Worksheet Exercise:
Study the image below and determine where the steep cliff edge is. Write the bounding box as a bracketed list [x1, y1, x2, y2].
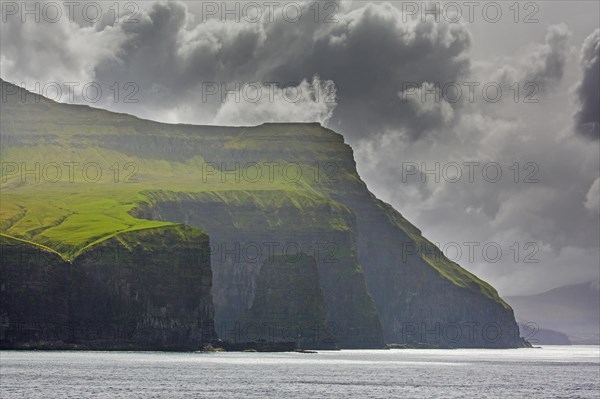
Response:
[325, 180, 522, 347]
[0, 79, 524, 348]
[133, 190, 384, 348]
[0, 226, 215, 350]
[240, 254, 330, 349]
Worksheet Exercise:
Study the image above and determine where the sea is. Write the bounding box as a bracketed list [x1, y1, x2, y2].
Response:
[1, 346, 598, 398]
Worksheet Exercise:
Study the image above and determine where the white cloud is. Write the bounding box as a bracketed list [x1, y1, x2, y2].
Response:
[213, 76, 337, 126]
[0, 11, 126, 90]
[585, 178, 600, 214]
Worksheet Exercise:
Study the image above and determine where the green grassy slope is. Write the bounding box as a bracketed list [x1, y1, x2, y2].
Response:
[0, 78, 507, 309]
[1, 81, 347, 258]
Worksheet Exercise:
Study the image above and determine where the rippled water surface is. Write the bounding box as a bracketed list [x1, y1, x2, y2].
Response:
[1, 346, 598, 398]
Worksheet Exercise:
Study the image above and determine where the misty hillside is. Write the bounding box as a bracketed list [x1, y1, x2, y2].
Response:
[507, 281, 600, 344]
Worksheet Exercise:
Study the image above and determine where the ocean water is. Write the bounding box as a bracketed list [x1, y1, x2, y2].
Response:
[1, 346, 598, 398]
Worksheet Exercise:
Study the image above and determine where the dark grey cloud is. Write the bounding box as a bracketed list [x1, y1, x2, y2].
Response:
[352, 23, 599, 295]
[355, 97, 600, 295]
[574, 29, 600, 139]
[267, 3, 472, 141]
[1, 1, 598, 295]
[59, 1, 468, 139]
[70, 1, 472, 140]
[92, 1, 322, 122]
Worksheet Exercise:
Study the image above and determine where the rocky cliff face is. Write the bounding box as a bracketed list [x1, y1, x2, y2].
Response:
[0, 236, 70, 346]
[134, 191, 384, 348]
[128, 125, 522, 348]
[327, 183, 523, 347]
[0, 80, 525, 348]
[240, 255, 330, 349]
[0, 226, 215, 350]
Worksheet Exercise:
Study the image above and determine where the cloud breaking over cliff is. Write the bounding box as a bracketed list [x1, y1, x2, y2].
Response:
[1, 0, 598, 295]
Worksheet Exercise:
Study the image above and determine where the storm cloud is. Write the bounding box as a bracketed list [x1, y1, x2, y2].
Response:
[574, 29, 600, 139]
[1, 0, 598, 295]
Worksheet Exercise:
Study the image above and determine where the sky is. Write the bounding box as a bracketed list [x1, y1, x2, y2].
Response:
[1, 0, 598, 296]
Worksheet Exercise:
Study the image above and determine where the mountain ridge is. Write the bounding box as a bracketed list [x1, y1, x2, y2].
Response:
[0, 78, 524, 348]
[507, 280, 600, 344]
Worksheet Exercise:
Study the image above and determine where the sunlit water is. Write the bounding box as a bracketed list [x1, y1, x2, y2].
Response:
[1, 346, 598, 398]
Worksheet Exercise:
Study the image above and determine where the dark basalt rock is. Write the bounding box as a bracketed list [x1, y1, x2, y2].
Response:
[0, 80, 527, 349]
[218, 340, 298, 352]
[0, 226, 215, 351]
[135, 196, 385, 349]
[240, 254, 331, 349]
